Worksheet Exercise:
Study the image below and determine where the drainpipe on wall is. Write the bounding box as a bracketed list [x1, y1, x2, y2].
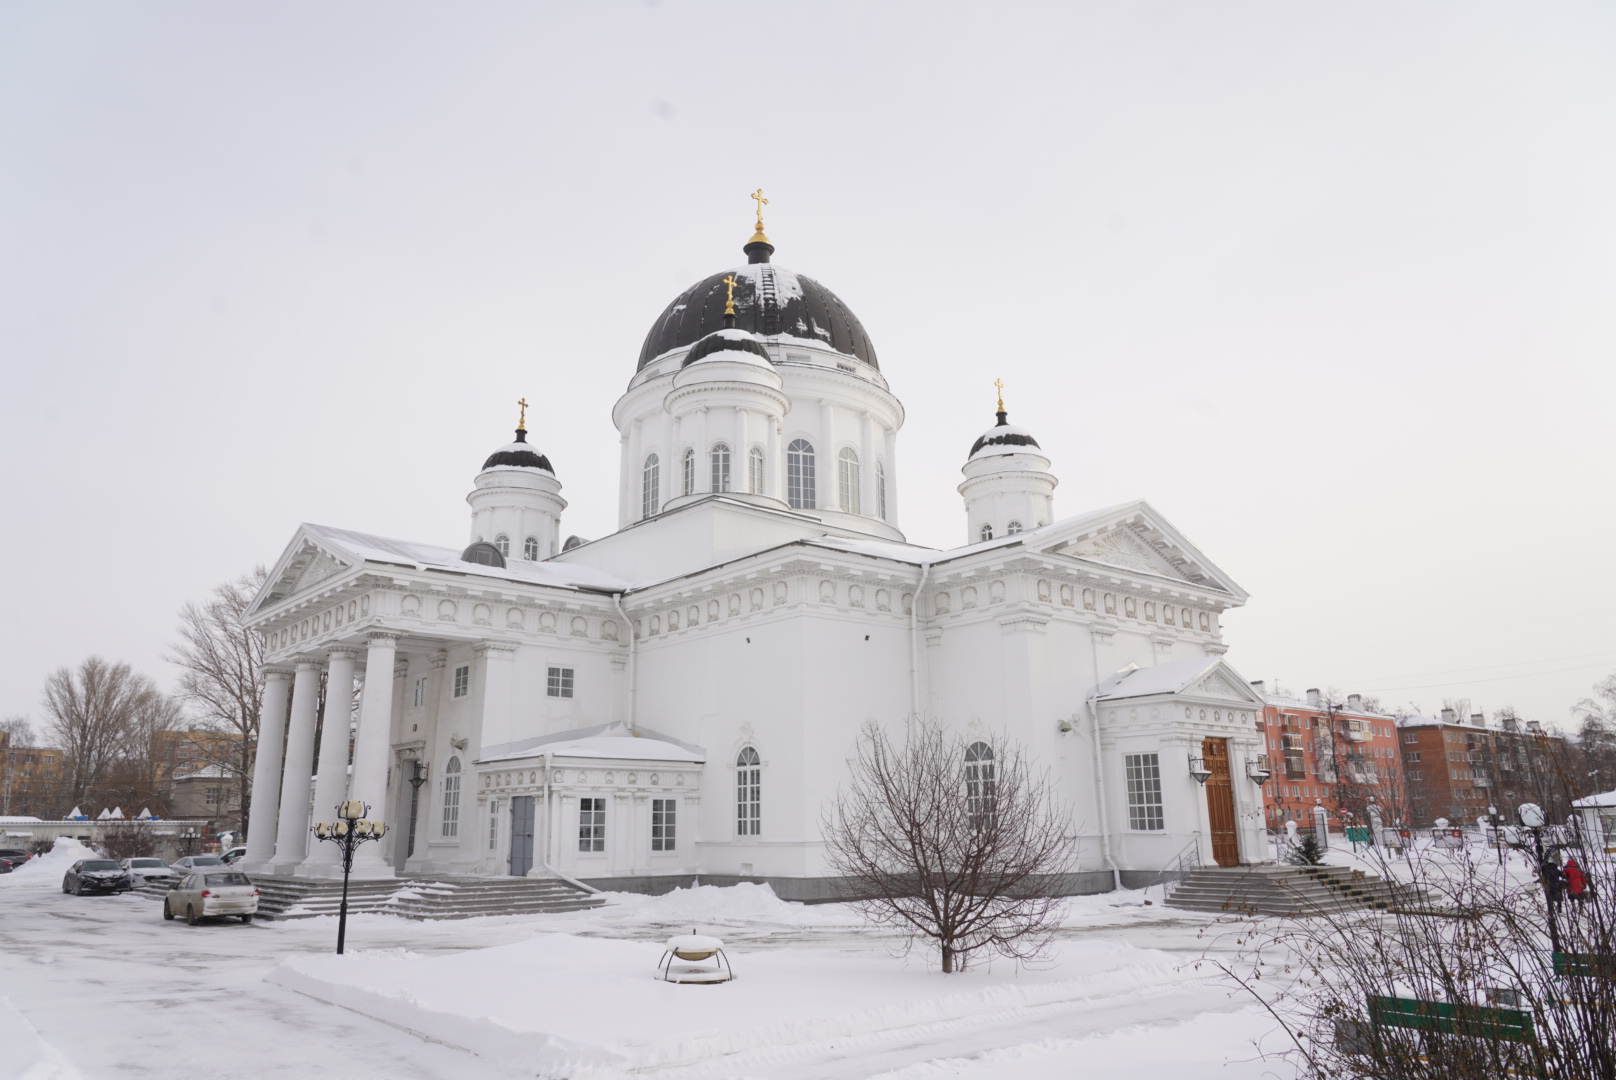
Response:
[909, 561, 932, 725]
[613, 593, 636, 736]
[1088, 629, 1122, 892]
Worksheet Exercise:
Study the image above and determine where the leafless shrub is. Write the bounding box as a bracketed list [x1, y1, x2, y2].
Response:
[822, 719, 1075, 973]
[1212, 835, 1616, 1079]
[96, 822, 156, 862]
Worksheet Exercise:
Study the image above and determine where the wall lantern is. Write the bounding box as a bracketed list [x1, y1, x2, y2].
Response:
[1188, 755, 1212, 785]
[1245, 757, 1272, 785]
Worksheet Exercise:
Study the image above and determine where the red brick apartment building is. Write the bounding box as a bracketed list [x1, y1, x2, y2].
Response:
[1253, 685, 1402, 827]
[1397, 709, 1567, 826]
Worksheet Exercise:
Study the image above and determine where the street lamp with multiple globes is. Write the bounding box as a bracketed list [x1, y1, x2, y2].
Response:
[312, 800, 386, 955]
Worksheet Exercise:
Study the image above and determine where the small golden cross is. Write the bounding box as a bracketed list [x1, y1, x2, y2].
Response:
[517, 397, 529, 429]
[750, 188, 768, 228]
[994, 379, 1005, 412]
[722, 274, 738, 317]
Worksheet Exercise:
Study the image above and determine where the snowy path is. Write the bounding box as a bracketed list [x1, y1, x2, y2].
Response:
[0, 862, 1291, 1080]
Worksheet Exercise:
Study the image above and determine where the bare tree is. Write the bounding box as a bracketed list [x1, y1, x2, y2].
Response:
[1574, 674, 1616, 795]
[822, 719, 1075, 973]
[41, 657, 181, 816]
[0, 716, 34, 745]
[165, 567, 268, 834]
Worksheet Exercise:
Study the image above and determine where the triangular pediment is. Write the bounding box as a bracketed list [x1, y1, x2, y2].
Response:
[1191, 670, 1260, 702]
[1036, 501, 1247, 600]
[248, 529, 357, 615]
[1060, 523, 1189, 579]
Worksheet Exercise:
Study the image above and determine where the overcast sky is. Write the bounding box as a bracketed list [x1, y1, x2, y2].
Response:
[2, 2, 1613, 733]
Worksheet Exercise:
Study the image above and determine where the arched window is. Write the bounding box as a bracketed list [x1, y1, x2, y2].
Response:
[964, 741, 996, 827]
[494, 534, 510, 558]
[523, 536, 539, 561]
[838, 448, 861, 514]
[711, 442, 731, 493]
[980, 523, 993, 542]
[442, 756, 462, 838]
[786, 439, 815, 509]
[876, 460, 887, 521]
[641, 453, 660, 520]
[682, 448, 695, 496]
[747, 447, 764, 494]
[1007, 521, 1023, 536]
[736, 747, 761, 836]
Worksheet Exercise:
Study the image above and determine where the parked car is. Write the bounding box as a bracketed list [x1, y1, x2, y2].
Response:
[170, 855, 226, 874]
[219, 846, 248, 865]
[62, 859, 134, 895]
[163, 871, 260, 924]
[0, 848, 31, 870]
[122, 857, 178, 885]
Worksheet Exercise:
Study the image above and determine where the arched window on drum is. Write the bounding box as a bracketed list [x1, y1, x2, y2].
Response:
[736, 747, 761, 836]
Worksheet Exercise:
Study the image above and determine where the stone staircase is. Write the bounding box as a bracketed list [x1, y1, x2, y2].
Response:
[1165, 864, 1422, 917]
[135, 874, 604, 920]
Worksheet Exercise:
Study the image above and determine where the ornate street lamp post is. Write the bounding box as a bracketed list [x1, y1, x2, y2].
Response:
[1517, 802, 1563, 957]
[312, 800, 386, 955]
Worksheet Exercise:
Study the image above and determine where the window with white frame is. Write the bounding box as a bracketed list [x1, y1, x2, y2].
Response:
[489, 799, 499, 849]
[642, 453, 660, 520]
[442, 756, 462, 837]
[452, 664, 469, 698]
[1123, 753, 1164, 830]
[1007, 521, 1023, 535]
[747, 446, 764, 494]
[547, 666, 574, 698]
[786, 440, 815, 509]
[413, 676, 427, 708]
[964, 741, 996, 827]
[711, 442, 731, 493]
[494, 534, 510, 557]
[980, 523, 993, 542]
[652, 798, 676, 851]
[837, 447, 861, 514]
[736, 747, 761, 836]
[682, 447, 695, 496]
[876, 460, 887, 521]
[578, 797, 605, 852]
[523, 535, 539, 561]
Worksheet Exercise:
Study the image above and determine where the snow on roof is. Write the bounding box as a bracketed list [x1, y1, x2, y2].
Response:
[174, 764, 232, 780]
[1094, 656, 1230, 701]
[1574, 790, 1616, 809]
[479, 723, 705, 765]
[305, 524, 629, 593]
[0, 816, 43, 824]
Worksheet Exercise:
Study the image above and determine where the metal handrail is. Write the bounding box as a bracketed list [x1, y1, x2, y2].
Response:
[1162, 836, 1203, 898]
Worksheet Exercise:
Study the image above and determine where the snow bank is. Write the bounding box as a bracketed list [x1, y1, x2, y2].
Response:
[594, 881, 863, 928]
[0, 838, 97, 890]
[0, 996, 86, 1080]
[268, 932, 1203, 1077]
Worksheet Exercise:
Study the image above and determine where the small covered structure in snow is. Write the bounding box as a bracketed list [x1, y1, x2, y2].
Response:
[1573, 790, 1616, 853]
[658, 934, 733, 984]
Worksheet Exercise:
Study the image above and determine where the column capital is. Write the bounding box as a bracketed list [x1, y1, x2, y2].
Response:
[430, 651, 449, 670]
[294, 657, 325, 672]
[263, 664, 296, 679]
[326, 645, 362, 662]
[474, 640, 519, 658]
[365, 631, 401, 647]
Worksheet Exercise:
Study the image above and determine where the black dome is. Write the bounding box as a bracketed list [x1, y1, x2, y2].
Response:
[683, 328, 773, 367]
[969, 411, 1042, 458]
[638, 262, 879, 371]
[482, 429, 554, 472]
[461, 541, 506, 568]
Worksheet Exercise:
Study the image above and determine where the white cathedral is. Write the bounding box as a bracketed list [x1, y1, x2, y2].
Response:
[240, 208, 1272, 896]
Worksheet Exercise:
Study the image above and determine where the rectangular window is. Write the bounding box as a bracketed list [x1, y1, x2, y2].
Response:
[452, 664, 469, 698]
[547, 666, 574, 699]
[489, 799, 499, 850]
[1405, 751, 1421, 763]
[578, 798, 605, 853]
[205, 787, 220, 806]
[652, 798, 676, 851]
[1123, 753, 1164, 831]
[414, 676, 427, 708]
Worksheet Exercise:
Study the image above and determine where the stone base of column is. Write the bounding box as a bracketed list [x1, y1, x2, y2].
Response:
[238, 857, 276, 877]
[291, 849, 346, 880]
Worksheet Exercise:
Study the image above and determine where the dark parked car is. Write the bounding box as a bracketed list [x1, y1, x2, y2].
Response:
[0, 848, 31, 870]
[62, 859, 134, 895]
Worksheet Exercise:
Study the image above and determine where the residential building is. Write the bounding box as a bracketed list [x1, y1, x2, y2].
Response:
[1398, 709, 1569, 826]
[1253, 685, 1401, 827]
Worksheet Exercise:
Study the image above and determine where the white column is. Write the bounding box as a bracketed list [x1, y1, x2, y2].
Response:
[819, 399, 835, 510]
[347, 632, 400, 879]
[697, 406, 709, 491]
[241, 666, 293, 873]
[297, 646, 359, 878]
[767, 417, 781, 500]
[859, 410, 875, 520]
[623, 422, 639, 526]
[884, 425, 898, 525]
[475, 642, 517, 749]
[271, 660, 322, 875]
[667, 411, 680, 505]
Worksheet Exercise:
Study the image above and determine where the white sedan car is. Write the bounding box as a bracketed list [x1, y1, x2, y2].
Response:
[122, 857, 178, 886]
[169, 855, 227, 875]
[163, 871, 260, 925]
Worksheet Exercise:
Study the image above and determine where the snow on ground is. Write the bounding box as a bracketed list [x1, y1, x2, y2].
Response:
[0, 995, 86, 1080]
[0, 870, 1295, 1080]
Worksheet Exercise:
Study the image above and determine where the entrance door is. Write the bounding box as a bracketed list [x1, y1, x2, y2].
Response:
[509, 795, 535, 877]
[1202, 737, 1240, 867]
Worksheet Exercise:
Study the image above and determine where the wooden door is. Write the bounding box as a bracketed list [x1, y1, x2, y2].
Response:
[1202, 737, 1240, 867]
[508, 796, 535, 877]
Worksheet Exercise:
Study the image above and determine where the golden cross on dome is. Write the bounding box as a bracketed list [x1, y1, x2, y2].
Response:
[748, 188, 770, 243]
[517, 397, 529, 430]
[994, 379, 1005, 412]
[722, 274, 738, 317]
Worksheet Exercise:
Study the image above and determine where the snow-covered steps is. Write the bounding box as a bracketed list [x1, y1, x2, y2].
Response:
[1165, 865, 1422, 917]
[247, 874, 603, 920]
